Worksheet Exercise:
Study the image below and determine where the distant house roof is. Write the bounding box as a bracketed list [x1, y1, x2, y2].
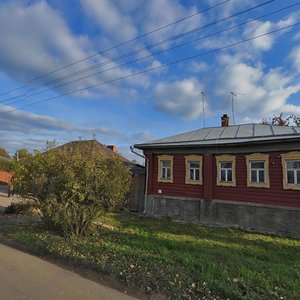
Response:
[0, 171, 12, 184]
[135, 124, 300, 149]
[55, 140, 131, 161]
[55, 140, 144, 174]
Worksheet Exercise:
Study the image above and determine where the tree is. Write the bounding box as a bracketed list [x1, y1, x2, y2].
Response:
[14, 149, 32, 161]
[14, 149, 131, 236]
[0, 147, 10, 159]
[0, 147, 12, 171]
[262, 113, 299, 126]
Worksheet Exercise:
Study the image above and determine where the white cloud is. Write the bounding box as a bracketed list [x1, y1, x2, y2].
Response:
[243, 15, 297, 52]
[0, 1, 147, 101]
[154, 77, 207, 120]
[244, 21, 274, 51]
[289, 44, 300, 71]
[81, 0, 137, 42]
[187, 61, 208, 73]
[142, 0, 202, 46]
[0, 1, 90, 82]
[216, 62, 300, 122]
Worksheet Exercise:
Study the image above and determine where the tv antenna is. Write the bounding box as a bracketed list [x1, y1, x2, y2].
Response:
[201, 91, 206, 128]
[230, 91, 244, 125]
[230, 92, 237, 125]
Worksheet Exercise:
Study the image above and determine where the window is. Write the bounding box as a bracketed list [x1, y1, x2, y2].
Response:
[216, 155, 236, 187]
[245, 153, 270, 188]
[286, 161, 300, 185]
[281, 152, 300, 190]
[220, 162, 233, 182]
[250, 161, 265, 183]
[157, 155, 173, 183]
[185, 155, 203, 185]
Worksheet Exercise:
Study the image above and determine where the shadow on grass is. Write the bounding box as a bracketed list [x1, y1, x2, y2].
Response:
[7, 220, 300, 300]
[104, 213, 300, 252]
[93, 225, 300, 267]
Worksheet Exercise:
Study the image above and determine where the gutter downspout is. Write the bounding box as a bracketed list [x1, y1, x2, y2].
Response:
[130, 146, 149, 215]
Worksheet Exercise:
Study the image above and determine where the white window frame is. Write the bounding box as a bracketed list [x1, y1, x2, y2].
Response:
[220, 161, 233, 182]
[281, 152, 300, 190]
[157, 155, 173, 183]
[286, 161, 300, 185]
[245, 153, 270, 188]
[216, 155, 236, 187]
[185, 155, 203, 185]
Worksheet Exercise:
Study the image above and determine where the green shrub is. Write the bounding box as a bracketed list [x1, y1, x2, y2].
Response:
[13, 150, 131, 236]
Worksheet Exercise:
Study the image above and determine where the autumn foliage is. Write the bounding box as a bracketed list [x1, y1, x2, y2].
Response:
[13, 149, 131, 236]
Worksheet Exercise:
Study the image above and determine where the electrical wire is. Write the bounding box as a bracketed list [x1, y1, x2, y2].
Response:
[0, 0, 232, 97]
[2, 1, 296, 107]
[0, 0, 278, 105]
[1, 20, 298, 116]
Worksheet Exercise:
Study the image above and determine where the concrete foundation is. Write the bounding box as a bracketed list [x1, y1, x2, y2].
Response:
[145, 195, 300, 239]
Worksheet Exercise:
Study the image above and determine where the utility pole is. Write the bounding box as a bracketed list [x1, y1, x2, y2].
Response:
[201, 91, 206, 128]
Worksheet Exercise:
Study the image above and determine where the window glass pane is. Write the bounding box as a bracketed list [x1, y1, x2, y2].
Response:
[161, 168, 166, 179]
[189, 169, 194, 180]
[221, 162, 232, 169]
[221, 169, 226, 181]
[287, 161, 300, 169]
[195, 169, 200, 181]
[258, 170, 265, 183]
[162, 160, 171, 167]
[251, 161, 264, 169]
[287, 170, 294, 184]
[297, 171, 300, 184]
[189, 161, 200, 168]
[227, 170, 232, 182]
[166, 168, 171, 179]
[251, 170, 257, 182]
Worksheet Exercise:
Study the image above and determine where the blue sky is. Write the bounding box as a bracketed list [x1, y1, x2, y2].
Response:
[0, 0, 300, 160]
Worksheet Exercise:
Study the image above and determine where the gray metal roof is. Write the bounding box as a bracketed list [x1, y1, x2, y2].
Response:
[135, 124, 300, 149]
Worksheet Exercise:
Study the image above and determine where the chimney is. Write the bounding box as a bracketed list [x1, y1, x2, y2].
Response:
[107, 145, 117, 152]
[221, 114, 229, 127]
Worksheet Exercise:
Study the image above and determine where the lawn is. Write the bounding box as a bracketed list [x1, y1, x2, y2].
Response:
[4, 213, 300, 300]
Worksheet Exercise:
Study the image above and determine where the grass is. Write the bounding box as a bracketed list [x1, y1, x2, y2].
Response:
[3, 213, 300, 300]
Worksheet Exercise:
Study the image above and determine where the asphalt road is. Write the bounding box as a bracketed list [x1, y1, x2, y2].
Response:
[0, 243, 138, 300]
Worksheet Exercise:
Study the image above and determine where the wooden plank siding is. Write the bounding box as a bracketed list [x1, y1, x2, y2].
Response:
[212, 153, 300, 208]
[147, 151, 300, 208]
[148, 153, 204, 199]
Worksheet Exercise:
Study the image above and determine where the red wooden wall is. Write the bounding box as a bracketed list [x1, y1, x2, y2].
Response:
[146, 152, 300, 208]
[147, 153, 203, 199]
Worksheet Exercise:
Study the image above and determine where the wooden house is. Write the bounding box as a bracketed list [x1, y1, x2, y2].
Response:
[134, 115, 300, 238]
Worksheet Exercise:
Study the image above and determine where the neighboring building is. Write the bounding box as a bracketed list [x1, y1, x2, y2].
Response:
[135, 115, 300, 238]
[55, 140, 145, 212]
[0, 171, 13, 185]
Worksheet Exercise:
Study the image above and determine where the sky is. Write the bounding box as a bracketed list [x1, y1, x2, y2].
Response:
[0, 0, 300, 160]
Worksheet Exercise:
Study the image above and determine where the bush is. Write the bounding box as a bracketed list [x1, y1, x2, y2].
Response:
[13, 150, 131, 236]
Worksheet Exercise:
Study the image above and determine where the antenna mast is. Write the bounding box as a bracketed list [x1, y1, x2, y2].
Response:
[230, 92, 237, 125]
[201, 91, 206, 128]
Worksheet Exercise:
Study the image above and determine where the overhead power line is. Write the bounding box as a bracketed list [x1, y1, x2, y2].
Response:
[1, 20, 299, 117]
[0, 0, 280, 105]
[2, 1, 296, 107]
[0, 0, 232, 97]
